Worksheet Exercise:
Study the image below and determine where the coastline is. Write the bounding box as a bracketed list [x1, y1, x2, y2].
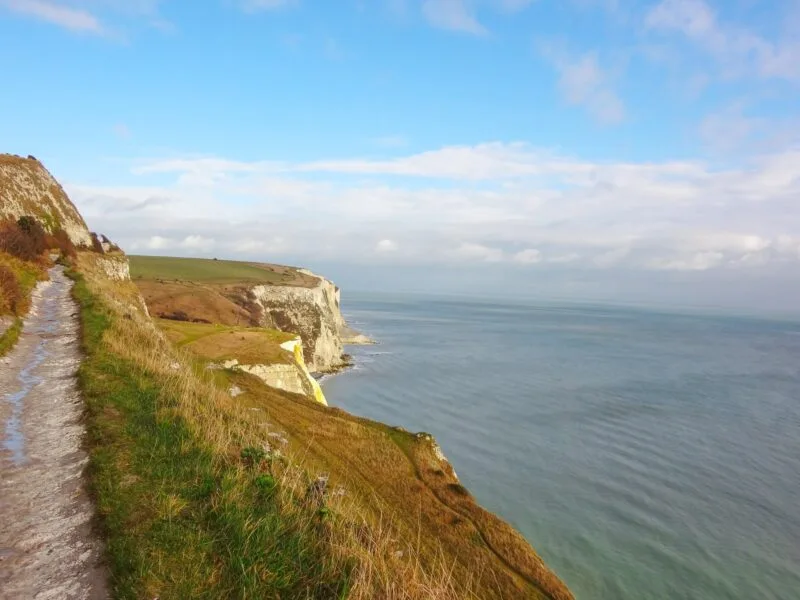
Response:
[315, 334, 377, 385]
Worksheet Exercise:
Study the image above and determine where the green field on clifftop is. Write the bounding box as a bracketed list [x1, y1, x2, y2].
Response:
[129, 255, 313, 286]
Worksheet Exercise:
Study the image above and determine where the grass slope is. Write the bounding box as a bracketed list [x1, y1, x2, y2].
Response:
[72, 252, 479, 600]
[71, 269, 352, 599]
[157, 319, 297, 366]
[74, 251, 573, 600]
[130, 255, 315, 287]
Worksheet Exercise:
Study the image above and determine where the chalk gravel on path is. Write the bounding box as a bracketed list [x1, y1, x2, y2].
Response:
[0, 267, 107, 599]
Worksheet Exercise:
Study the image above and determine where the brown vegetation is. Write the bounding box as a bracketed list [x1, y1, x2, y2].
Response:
[0, 216, 78, 321]
[0, 219, 44, 262]
[0, 264, 23, 314]
[137, 280, 256, 325]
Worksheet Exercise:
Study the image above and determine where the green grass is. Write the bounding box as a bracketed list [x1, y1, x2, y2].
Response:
[70, 271, 352, 599]
[157, 319, 296, 347]
[129, 256, 293, 285]
[156, 319, 297, 365]
[0, 317, 22, 357]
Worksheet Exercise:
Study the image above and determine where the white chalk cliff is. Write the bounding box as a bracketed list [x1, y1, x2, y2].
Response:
[0, 154, 92, 247]
[248, 269, 367, 373]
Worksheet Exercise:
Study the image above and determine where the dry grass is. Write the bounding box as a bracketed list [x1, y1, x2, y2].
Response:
[0, 250, 47, 317]
[156, 319, 297, 366]
[135, 280, 255, 326]
[75, 251, 573, 600]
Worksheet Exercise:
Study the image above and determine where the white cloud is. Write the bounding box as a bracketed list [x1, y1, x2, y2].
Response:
[699, 102, 800, 154]
[145, 235, 170, 250]
[541, 46, 625, 124]
[69, 143, 800, 275]
[512, 248, 542, 264]
[421, 0, 486, 34]
[646, 0, 800, 82]
[592, 246, 630, 268]
[2, 0, 106, 33]
[451, 242, 505, 262]
[181, 235, 216, 251]
[419, 0, 535, 34]
[547, 253, 581, 264]
[0, 0, 174, 35]
[651, 251, 724, 271]
[376, 239, 399, 253]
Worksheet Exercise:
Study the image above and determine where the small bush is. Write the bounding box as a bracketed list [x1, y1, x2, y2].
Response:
[49, 229, 77, 260]
[0, 220, 40, 262]
[17, 216, 47, 250]
[241, 446, 267, 467]
[0, 264, 23, 315]
[254, 474, 277, 495]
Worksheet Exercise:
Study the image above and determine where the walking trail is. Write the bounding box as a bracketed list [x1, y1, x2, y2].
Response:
[0, 266, 107, 599]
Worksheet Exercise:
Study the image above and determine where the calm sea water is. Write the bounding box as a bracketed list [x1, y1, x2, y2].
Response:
[322, 293, 800, 600]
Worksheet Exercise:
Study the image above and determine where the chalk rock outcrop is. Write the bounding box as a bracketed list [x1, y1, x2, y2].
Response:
[222, 337, 327, 405]
[96, 256, 130, 281]
[250, 271, 349, 373]
[0, 154, 92, 247]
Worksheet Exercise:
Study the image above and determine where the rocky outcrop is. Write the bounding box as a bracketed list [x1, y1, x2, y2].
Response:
[220, 337, 327, 405]
[95, 256, 130, 281]
[0, 154, 92, 247]
[249, 270, 350, 373]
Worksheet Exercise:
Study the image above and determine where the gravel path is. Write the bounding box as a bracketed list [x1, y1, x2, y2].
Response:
[0, 266, 108, 599]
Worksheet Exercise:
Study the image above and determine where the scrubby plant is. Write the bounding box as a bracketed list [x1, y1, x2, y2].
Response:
[241, 445, 268, 467]
[0, 216, 73, 263]
[0, 264, 23, 314]
[48, 229, 77, 260]
[0, 220, 41, 262]
[16, 216, 47, 250]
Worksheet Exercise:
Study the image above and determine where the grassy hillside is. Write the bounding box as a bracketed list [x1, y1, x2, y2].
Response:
[74, 251, 574, 600]
[157, 319, 297, 366]
[130, 255, 316, 286]
[130, 256, 322, 328]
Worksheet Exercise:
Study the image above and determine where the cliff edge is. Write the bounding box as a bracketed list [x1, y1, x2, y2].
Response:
[129, 255, 369, 373]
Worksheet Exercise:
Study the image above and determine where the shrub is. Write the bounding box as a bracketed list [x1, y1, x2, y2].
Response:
[0, 220, 40, 262]
[17, 216, 47, 249]
[241, 446, 267, 467]
[254, 474, 277, 495]
[49, 229, 77, 260]
[0, 264, 23, 315]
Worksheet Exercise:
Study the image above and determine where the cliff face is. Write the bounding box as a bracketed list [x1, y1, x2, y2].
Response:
[228, 338, 327, 405]
[249, 270, 349, 373]
[0, 154, 92, 247]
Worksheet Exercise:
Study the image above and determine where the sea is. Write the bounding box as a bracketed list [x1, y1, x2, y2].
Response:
[321, 292, 800, 600]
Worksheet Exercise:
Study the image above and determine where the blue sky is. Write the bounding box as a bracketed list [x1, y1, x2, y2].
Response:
[1, 0, 799, 311]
